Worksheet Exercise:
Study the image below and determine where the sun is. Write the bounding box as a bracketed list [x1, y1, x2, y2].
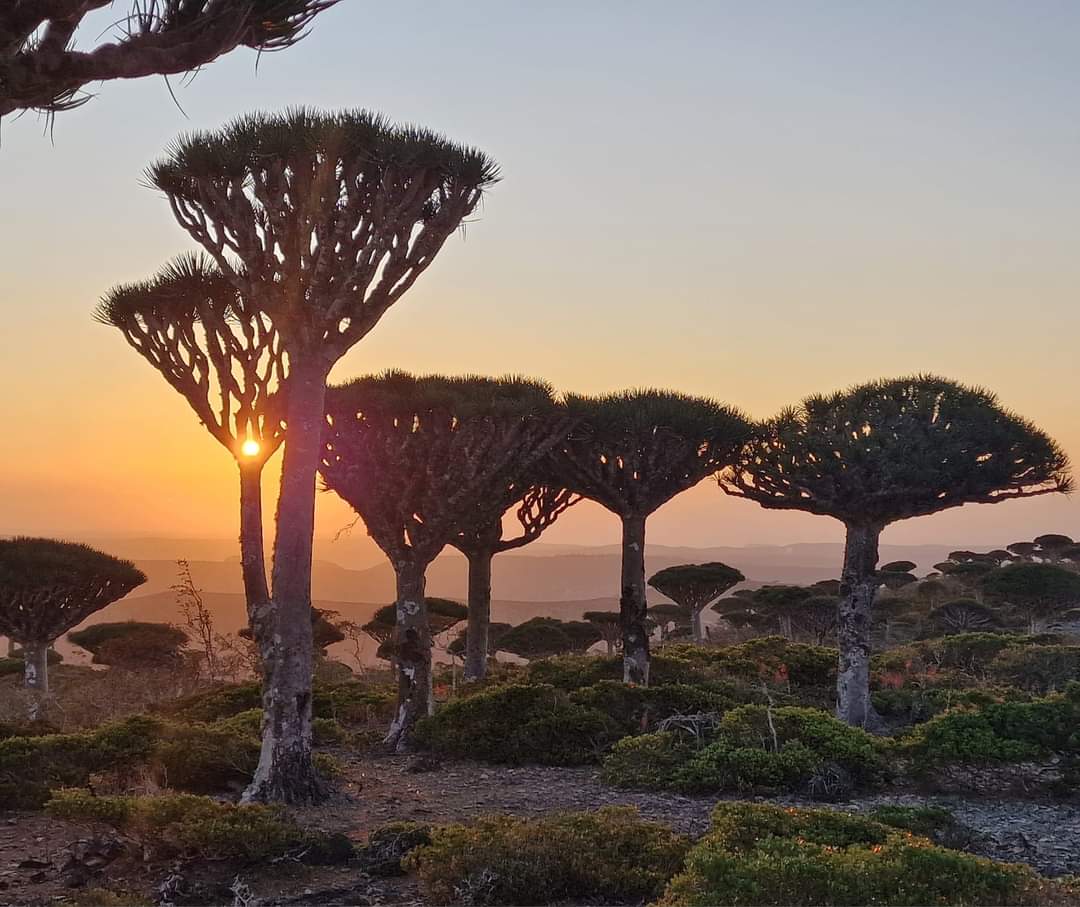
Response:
[240, 439, 261, 458]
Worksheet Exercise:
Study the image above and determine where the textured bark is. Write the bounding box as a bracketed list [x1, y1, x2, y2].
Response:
[691, 606, 705, 645]
[23, 640, 48, 721]
[621, 514, 650, 685]
[238, 460, 273, 673]
[243, 360, 327, 804]
[384, 561, 432, 752]
[463, 549, 493, 682]
[836, 523, 885, 730]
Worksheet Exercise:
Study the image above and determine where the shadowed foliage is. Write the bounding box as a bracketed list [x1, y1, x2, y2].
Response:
[497, 617, 603, 661]
[0, 539, 145, 709]
[69, 622, 188, 668]
[1, 1, 336, 117]
[980, 564, 1080, 633]
[547, 390, 751, 685]
[721, 375, 1071, 729]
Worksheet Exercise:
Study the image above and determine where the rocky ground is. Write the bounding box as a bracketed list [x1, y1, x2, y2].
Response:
[2, 751, 1079, 905]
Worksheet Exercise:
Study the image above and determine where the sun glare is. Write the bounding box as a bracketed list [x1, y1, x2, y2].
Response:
[241, 439, 261, 458]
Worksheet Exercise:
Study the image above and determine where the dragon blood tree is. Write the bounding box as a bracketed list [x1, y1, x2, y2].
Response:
[546, 390, 751, 684]
[321, 373, 565, 749]
[96, 256, 284, 651]
[721, 375, 1071, 729]
[1, 2, 335, 119]
[451, 484, 577, 682]
[648, 563, 745, 644]
[148, 110, 496, 801]
[0, 539, 146, 716]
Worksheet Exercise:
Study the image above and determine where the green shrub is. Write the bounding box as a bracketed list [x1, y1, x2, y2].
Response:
[403, 806, 690, 905]
[312, 716, 347, 746]
[45, 790, 349, 862]
[152, 722, 259, 793]
[868, 805, 973, 849]
[988, 646, 1080, 693]
[657, 802, 1038, 906]
[313, 682, 395, 724]
[524, 654, 624, 689]
[0, 716, 161, 809]
[900, 693, 1080, 771]
[166, 683, 262, 722]
[569, 681, 728, 734]
[414, 684, 620, 765]
[357, 821, 432, 876]
[602, 732, 693, 788]
[872, 686, 1032, 725]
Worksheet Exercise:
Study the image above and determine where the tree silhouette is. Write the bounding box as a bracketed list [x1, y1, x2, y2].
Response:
[148, 110, 496, 801]
[583, 611, 622, 655]
[0, 539, 145, 716]
[447, 622, 512, 661]
[451, 484, 577, 681]
[711, 584, 840, 645]
[721, 375, 1071, 728]
[546, 390, 750, 684]
[363, 599, 468, 663]
[96, 256, 284, 660]
[321, 373, 559, 749]
[979, 564, 1080, 633]
[496, 617, 601, 661]
[1, 1, 334, 117]
[926, 598, 1001, 635]
[648, 563, 744, 643]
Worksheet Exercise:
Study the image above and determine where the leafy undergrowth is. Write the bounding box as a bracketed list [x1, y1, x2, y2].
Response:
[658, 802, 1058, 906]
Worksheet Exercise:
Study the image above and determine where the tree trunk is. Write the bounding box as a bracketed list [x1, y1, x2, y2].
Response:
[238, 459, 271, 679]
[384, 559, 432, 752]
[779, 614, 793, 640]
[620, 513, 650, 685]
[836, 522, 885, 730]
[463, 548, 493, 682]
[691, 606, 705, 645]
[243, 360, 327, 805]
[23, 640, 48, 721]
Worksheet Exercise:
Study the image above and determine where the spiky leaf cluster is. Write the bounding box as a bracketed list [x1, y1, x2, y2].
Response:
[547, 390, 751, 517]
[321, 372, 570, 564]
[1, 1, 336, 117]
[148, 109, 498, 356]
[96, 254, 285, 460]
[0, 538, 146, 644]
[721, 375, 1071, 527]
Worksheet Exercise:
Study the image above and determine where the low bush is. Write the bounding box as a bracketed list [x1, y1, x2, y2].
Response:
[403, 806, 690, 905]
[166, 683, 263, 722]
[603, 706, 886, 797]
[868, 804, 974, 849]
[413, 684, 621, 765]
[45, 790, 351, 862]
[657, 802, 1040, 906]
[568, 681, 728, 734]
[899, 691, 1080, 774]
[313, 681, 395, 725]
[0, 715, 161, 809]
[151, 721, 259, 793]
[872, 686, 1032, 725]
[988, 646, 1080, 693]
[357, 821, 432, 876]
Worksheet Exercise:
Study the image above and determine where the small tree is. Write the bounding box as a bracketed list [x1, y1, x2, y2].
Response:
[546, 390, 750, 684]
[150, 110, 496, 801]
[321, 373, 566, 750]
[448, 622, 512, 661]
[979, 564, 1080, 633]
[68, 621, 187, 669]
[97, 259, 285, 663]
[172, 559, 219, 682]
[0, 539, 145, 716]
[496, 617, 601, 661]
[1, 1, 334, 118]
[926, 598, 1001, 635]
[721, 375, 1070, 728]
[452, 483, 578, 682]
[583, 611, 622, 655]
[647, 563, 744, 644]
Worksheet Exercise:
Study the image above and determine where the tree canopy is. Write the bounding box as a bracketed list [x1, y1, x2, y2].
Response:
[0, 538, 146, 644]
[1, 1, 336, 117]
[979, 564, 1080, 627]
[496, 617, 602, 660]
[648, 563, 745, 610]
[721, 375, 1071, 526]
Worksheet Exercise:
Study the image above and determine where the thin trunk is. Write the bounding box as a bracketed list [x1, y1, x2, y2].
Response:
[239, 459, 271, 679]
[620, 513, 650, 685]
[836, 522, 885, 730]
[384, 560, 432, 752]
[463, 548, 493, 682]
[23, 640, 48, 721]
[691, 605, 705, 644]
[779, 614, 793, 640]
[243, 360, 327, 805]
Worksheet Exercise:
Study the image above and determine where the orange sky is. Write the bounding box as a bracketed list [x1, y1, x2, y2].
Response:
[1, 3, 1077, 555]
